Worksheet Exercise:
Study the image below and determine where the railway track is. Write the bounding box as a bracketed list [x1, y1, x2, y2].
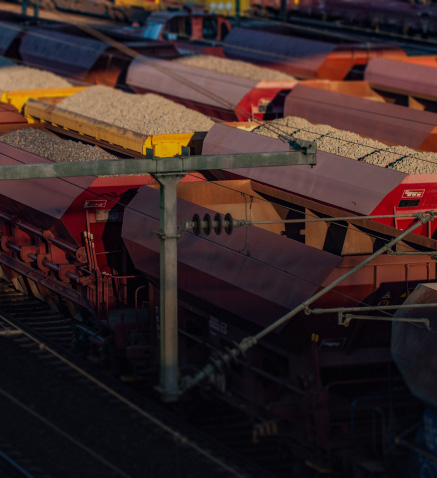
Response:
[0, 280, 303, 478]
[0, 439, 50, 478]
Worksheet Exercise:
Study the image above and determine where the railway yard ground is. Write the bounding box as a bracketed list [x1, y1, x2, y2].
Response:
[0, 282, 271, 478]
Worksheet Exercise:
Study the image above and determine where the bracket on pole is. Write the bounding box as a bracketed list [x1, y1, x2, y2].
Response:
[338, 312, 431, 331]
[279, 135, 317, 155]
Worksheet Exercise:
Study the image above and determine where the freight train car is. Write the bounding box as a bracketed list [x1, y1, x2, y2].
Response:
[2, 48, 437, 474]
[0, 115, 436, 474]
[249, 0, 437, 36]
[21, 0, 205, 22]
[14, 0, 437, 39]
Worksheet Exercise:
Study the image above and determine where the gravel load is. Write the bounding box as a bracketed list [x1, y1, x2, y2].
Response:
[58, 85, 215, 134]
[0, 128, 118, 162]
[254, 116, 437, 174]
[0, 65, 71, 90]
[175, 55, 296, 81]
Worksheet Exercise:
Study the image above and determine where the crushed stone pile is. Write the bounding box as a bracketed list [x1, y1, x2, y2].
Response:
[58, 85, 215, 134]
[254, 116, 437, 175]
[175, 55, 296, 82]
[0, 128, 118, 162]
[0, 65, 71, 90]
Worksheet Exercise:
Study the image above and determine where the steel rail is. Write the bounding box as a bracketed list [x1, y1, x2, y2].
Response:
[0, 448, 37, 478]
[181, 211, 435, 391]
[0, 311, 248, 478]
[0, 386, 134, 478]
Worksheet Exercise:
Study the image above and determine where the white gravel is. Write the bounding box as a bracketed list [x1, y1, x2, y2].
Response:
[0, 128, 118, 162]
[175, 55, 296, 82]
[57, 85, 215, 134]
[0, 65, 71, 90]
[254, 116, 437, 174]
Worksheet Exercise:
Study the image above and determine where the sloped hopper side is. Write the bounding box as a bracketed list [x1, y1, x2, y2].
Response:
[0, 142, 95, 244]
[392, 283, 437, 408]
[122, 181, 341, 330]
[284, 84, 437, 149]
[20, 29, 108, 79]
[365, 57, 437, 101]
[202, 123, 407, 216]
[126, 57, 256, 121]
[223, 27, 335, 79]
[0, 21, 22, 56]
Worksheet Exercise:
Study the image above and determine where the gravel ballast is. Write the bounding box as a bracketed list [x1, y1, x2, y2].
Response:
[58, 85, 215, 134]
[175, 55, 296, 81]
[254, 116, 437, 174]
[0, 65, 71, 90]
[0, 128, 118, 162]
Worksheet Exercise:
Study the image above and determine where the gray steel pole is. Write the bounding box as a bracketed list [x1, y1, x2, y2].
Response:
[155, 173, 185, 402]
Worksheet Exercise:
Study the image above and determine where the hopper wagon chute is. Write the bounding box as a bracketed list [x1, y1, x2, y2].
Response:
[1, 23, 178, 87]
[0, 102, 27, 126]
[0, 130, 205, 368]
[222, 27, 406, 80]
[0, 19, 23, 58]
[365, 57, 437, 113]
[283, 84, 437, 152]
[203, 123, 437, 239]
[126, 57, 296, 121]
[121, 175, 437, 469]
[0, 120, 435, 471]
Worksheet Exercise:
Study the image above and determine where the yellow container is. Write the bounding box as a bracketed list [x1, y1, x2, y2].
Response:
[0, 87, 89, 114]
[24, 99, 207, 157]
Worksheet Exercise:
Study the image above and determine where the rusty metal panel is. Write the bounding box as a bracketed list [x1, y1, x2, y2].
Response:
[284, 84, 437, 149]
[0, 21, 21, 55]
[122, 184, 341, 329]
[0, 102, 26, 124]
[126, 58, 256, 110]
[20, 29, 108, 78]
[202, 124, 406, 215]
[365, 57, 437, 100]
[0, 110, 26, 124]
[223, 27, 336, 78]
[201, 123, 289, 155]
